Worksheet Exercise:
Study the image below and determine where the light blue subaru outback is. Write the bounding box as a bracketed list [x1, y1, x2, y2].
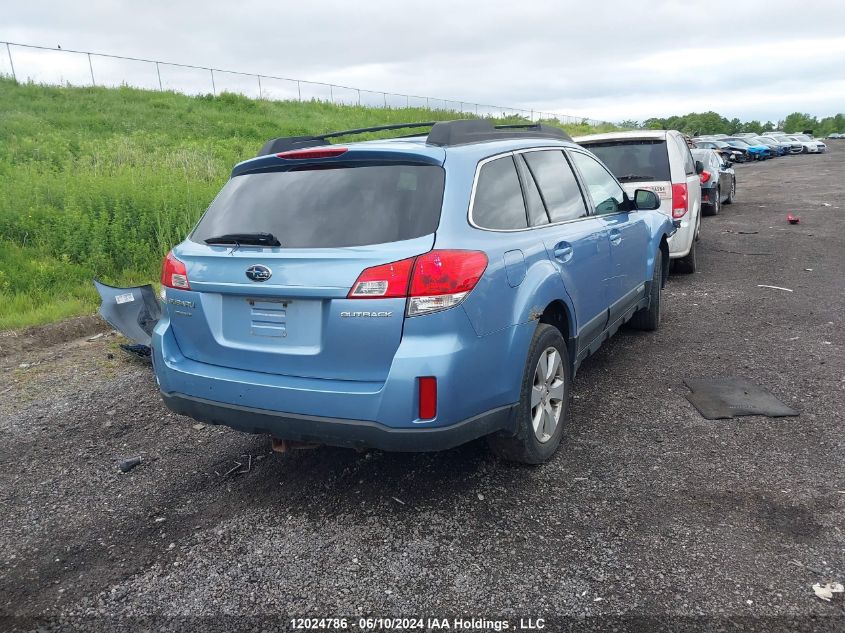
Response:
[97, 120, 674, 463]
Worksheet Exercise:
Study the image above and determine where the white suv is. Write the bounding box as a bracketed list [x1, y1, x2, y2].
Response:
[574, 130, 703, 273]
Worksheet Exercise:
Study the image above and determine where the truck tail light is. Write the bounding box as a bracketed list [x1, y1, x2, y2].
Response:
[161, 251, 190, 290]
[671, 183, 689, 219]
[700, 170, 711, 183]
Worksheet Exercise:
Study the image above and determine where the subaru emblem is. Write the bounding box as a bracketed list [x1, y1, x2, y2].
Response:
[245, 264, 272, 282]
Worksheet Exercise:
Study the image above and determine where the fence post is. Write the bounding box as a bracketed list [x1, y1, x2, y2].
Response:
[257, 75, 262, 99]
[155, 62, 162, 90]
[297, 81, 301, 101]
[87, 53, 95, 86]
[383, 92, 387, 107]
[6, 43, 15, 82]
[406, 94, 409, 108]
[210, 69, 216, 95]
[329, 84, 333, 103]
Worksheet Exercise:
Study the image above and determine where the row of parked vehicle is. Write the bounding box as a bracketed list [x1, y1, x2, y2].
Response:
[97, 121, 735, 463]
[693, 132, 827, 161]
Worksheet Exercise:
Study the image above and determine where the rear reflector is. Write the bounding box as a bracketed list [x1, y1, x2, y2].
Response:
[276, 147, 348, 160]
[161, 251, 190, 290]
[671, 183, 689, 219]
[700, 170, 711, 183]
[418, 377, 437, 420]
[348, 250, 488, 317]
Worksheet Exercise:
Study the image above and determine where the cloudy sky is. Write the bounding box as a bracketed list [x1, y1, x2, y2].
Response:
[2, 0, 844, 123]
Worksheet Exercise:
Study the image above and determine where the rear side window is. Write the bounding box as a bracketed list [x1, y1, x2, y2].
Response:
[580, 140, 671, 183]
[472, 156, 528, 230]
[522, 150, 587, 223]
[191, 164, 445, 248]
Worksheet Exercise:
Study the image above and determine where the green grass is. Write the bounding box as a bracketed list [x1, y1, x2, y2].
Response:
[0, 78, 618, 330]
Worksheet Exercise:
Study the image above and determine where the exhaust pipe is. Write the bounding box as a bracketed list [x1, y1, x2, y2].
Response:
[271, 438, 321, 453]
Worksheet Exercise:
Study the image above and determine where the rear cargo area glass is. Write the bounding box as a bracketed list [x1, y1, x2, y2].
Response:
[581, 141, 671, 182]
[192, 164, 445, 248]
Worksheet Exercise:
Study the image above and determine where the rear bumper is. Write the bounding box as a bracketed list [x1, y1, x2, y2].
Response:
[161, 392, 517, 451]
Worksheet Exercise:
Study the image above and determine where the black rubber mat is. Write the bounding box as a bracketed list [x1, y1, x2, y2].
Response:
[684, 377, 799, 420]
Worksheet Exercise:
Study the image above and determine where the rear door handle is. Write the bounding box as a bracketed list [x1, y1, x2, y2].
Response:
[553, 242, 573, 263]
[609, 229, 622, 245]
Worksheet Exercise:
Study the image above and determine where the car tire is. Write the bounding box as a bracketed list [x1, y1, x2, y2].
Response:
[702, 187, 720, 216]
[674, 238, 697, 274]
[630, 249, 662, 331]
[487, 324, 570, 465]
[725, 177, 736, 204]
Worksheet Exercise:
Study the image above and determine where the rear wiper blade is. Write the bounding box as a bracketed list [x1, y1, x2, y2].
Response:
[616, 174, 655, 182]
[204, 232, 281, 247]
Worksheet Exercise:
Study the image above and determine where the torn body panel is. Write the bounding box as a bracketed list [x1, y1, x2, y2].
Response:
[93, 279, 161, 346]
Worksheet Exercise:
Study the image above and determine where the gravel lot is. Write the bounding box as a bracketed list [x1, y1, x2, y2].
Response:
[1, 146, 843, 632]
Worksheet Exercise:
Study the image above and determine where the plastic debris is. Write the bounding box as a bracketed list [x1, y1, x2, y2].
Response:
[757, 285, 793, 292]
[118, 456, 142, 473]
[812, 582, 844, 602]
[87, 333, 104, 342]
[192, 423, 206, 431]
[120, 343, 152, 358]
[787, 214, 800, 224]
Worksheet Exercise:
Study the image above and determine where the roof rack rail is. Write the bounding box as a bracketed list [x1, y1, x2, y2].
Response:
[427, 120, 572, 146]
[257, 122, 438, 156]
[257, 119, 572, 156]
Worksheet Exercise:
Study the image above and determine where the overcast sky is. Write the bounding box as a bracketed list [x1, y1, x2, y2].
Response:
[2, 0, 844, 123]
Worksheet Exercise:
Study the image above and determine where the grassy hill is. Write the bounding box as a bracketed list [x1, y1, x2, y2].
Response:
[0, 78, 617, 329]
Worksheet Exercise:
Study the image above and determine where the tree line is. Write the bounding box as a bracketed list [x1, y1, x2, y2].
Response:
[618, 111, 845, 136]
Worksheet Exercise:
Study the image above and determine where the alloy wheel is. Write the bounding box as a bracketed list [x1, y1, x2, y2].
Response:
[530, 347, 566, 443]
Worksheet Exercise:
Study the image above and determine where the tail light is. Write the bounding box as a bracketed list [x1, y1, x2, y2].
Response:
[347, 257, 414, 298]
[700, 170, 711, 183]
[418, 376, 437, 419]
[276, 147, 348, 159]
[671, 183, 689, 219]
[161, 251, 190, 290]
[347, 250, 488, 316]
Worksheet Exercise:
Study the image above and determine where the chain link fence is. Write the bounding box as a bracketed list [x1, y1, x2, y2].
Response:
[1, 41, 607, 126]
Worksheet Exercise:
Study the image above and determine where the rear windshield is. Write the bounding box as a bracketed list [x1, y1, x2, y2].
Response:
[191, 164, 445, 248]
[579, 140, 670, 182]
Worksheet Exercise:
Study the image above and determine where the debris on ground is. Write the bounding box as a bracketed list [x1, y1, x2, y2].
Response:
[787, 214, 800, 224]
[391, 497, 406, 505]
[684, 377, 799, 419]
[118, 456, 142, 473]
[86, 333, 104, 342]
[192, 423, 206, 431]
[119, 343, 152, 358]
[757, 284, 793, 292]
[812, 582, 844, 602]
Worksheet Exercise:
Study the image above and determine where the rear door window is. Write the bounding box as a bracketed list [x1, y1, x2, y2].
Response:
[522, 150, 588, 223]
[569, 151, 626, 215]
[192, 164, 445, 248]
[580, 140, 671, 183]
[472, 156, 528, 230]
[675, 136, 696, 175]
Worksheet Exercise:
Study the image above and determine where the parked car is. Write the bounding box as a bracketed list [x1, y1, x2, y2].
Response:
[826, 132, 843, 139]
[761, 135, 804, 154]
[786, 134, 826, 153]
[574, 130, 702, 273]
[721, 137, 772, 160]
[750, 136, 788, 156]
[694, 140, 747, 162]
[691, 148, 735, 215]
[95, 120, 675, 464]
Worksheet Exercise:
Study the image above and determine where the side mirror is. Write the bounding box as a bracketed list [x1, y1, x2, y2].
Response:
[695, 160, 705, 175]
[633, 189, 661, 211]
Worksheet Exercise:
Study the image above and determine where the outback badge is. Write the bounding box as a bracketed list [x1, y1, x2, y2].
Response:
[245, 264, 272, 282]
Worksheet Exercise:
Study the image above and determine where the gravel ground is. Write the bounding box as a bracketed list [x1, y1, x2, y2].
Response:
[1, 146, 844, 632]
